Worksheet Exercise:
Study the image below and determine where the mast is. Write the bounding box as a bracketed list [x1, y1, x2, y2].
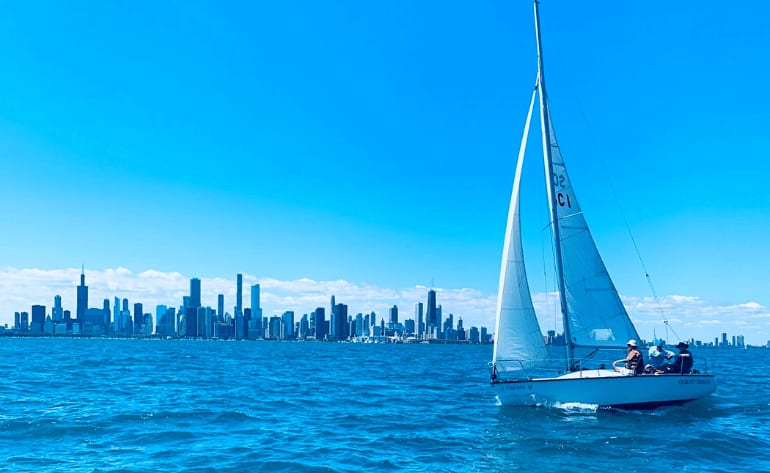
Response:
[533, 0, 574, 369]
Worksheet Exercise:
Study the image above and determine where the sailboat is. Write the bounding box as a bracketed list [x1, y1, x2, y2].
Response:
[489, 1, 716, 409]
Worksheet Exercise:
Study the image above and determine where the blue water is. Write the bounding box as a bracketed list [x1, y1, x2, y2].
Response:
[1, 339, 768, 472]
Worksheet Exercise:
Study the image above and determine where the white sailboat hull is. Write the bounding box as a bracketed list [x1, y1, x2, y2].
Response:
[492, 371, 717, 409]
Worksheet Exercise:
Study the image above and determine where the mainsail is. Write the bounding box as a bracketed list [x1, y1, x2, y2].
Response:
[492, 84, 548, 373]
[544, 108, 640, 348]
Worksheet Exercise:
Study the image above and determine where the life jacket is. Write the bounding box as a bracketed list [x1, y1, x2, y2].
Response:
[626, 349, 644, 374]
[679, 349, 693, 374]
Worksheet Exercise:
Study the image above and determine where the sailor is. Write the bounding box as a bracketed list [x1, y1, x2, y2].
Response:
[621, 339, 644, 374]
[662, 342, 693, 374]
[645, 339, 675, 373]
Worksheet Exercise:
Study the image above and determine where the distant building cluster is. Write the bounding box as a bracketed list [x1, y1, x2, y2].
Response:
[643, 333, 749, 349]
[543, 329, 753, 348]
[4, 269, 493, 344]
[713, 332, 746, 349]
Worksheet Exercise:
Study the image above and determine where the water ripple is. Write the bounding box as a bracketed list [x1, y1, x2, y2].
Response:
[0, 339, 768, 472]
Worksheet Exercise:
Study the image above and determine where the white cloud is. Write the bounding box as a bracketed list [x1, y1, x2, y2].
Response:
[620, 294, 770, 345]
[737, 301, 763, 310]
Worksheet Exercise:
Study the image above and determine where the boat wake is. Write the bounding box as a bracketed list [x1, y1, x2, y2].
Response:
[495, 396, 600, 415]
[551, 401, 600, 414]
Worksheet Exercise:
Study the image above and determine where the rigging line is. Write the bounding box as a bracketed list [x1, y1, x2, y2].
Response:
[540, 216, 560, 335]
[522, 75, 557, 337]
[535, 136, 557, 334]
[528, 78, 561, 338]
[664, 319, 682, 344]
[540, 220, 552, 332]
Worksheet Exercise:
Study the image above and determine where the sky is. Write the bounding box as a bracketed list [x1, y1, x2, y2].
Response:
[1, 1, 769, 344]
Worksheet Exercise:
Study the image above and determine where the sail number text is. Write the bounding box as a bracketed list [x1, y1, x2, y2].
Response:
[552, 173, 572, 208]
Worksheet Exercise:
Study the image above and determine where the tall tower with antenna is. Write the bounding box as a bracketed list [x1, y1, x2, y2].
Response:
[76, 265, 88, 324]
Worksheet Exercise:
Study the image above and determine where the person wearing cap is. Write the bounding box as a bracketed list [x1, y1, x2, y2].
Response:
[661, 342, 694, 374]
[618, 339, 644, 374]
[645, 339, 675, 373]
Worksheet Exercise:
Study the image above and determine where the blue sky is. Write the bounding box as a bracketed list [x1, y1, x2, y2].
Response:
[1, 1, 769, 344]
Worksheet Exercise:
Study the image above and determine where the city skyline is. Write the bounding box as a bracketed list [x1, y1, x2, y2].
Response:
[0, 266, 763, 346]
[2, 2, 769, 343]
[7, 268, 489, 342]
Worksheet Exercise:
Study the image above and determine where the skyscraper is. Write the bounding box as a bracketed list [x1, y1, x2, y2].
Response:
[134, 302, 143, 333]
[389, 305, 399, 324]
[52, 295, 63, 322]
[250, 284, 261, 318]
[103, 298, 111, 328]
[76, 267, 88, 323]
[156, 305, 168, 336]
[190, 278, 201, 309]
[443, 312, 453, 334]
[330, 301, 338, 339]
[331, 303, 348, 340]
[167, 307, 177, 336]
[370, 311, 376, 337]
[426, 289, 437, 327]
[281, 311, 295, 340]
[31, 304, 46, 334]
[299, 314, 309, 339]
[113, 297, 120, 330]
[236, 274, 243, 317]
[415, 302, 424, 339]
[250, 284, 262, 338]
[355, 313, 364, 338]
[185, 306, 198, 338]
[20, 312, 29, 332]
[314, 307, 326, 340]
[217, 294, 224, 319]
[268, 315, 282, 339]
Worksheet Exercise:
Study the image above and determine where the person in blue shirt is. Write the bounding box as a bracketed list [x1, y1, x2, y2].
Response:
[645, 339, 675, 373]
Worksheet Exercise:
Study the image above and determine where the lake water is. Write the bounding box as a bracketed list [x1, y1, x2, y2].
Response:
[1, 338, 768, 472]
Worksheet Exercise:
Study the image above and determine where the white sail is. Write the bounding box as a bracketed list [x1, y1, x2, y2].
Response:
[492, 85, 548, 374]
[544, 108, 640, 348]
